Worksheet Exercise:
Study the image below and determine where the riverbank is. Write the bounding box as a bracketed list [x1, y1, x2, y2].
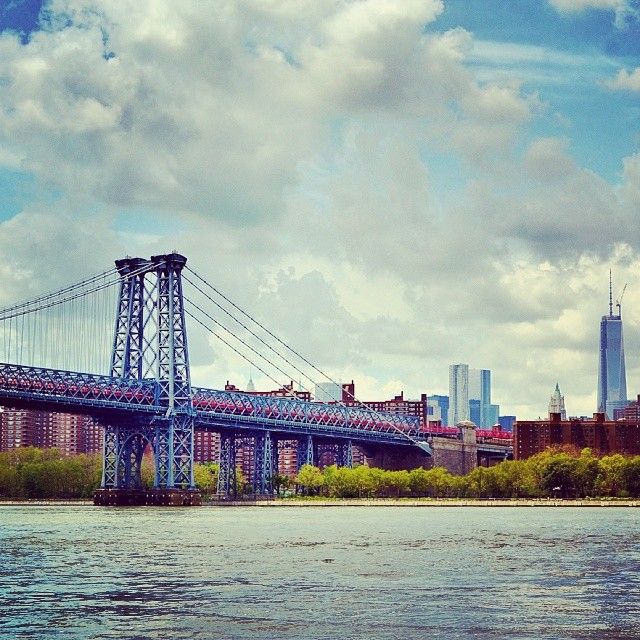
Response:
[2, 498, 639, 507]
[208, 498, 640, 507]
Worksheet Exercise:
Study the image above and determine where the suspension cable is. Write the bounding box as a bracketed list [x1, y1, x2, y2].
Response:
[0, 267, 117, 316]
[186, 308, 289, 394]
[185, 266, 361, 403]
[185, 266, 428, 448]
[184, 295, 317, 400]
[184, 273, 322, 396]
[0, 261, 157, 322]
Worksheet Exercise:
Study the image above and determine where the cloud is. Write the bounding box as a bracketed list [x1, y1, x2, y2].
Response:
[0, 0, 536, 221]
[548, 0, 622, 11]
[547, 0, 640, 28]
[0, 0, 638, 420]
[605, 66, 640, 90]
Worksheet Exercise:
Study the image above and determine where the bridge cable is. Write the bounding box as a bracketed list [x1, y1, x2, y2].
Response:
[185, 308, 291, 395]
[185, 268, 427, 449]
[183, 274, 324, 396]
[185, 266, 367, 404]
[0, 267, 117, 317]
[186, 300, 423, 445]
[0, 261, 154, 322]
[184, 296, 318, 401]
[0, 261, 158, 373]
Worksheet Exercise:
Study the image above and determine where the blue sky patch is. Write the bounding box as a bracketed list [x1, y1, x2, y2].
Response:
[0, 0, 45, 43]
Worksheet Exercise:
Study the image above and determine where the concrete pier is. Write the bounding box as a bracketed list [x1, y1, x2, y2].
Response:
[93, 489, 202, 506]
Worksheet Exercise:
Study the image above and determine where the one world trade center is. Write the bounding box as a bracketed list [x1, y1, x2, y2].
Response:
[597, 273, 628, 418]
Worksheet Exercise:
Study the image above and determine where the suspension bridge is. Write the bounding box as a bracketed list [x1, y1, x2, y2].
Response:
[0, 253, 437, 505]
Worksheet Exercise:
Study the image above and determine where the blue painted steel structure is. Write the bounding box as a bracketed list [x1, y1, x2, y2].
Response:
[0, 252, 435, 501]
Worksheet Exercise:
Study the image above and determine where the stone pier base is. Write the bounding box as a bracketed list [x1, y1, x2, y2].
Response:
[93, 489, 202, 506]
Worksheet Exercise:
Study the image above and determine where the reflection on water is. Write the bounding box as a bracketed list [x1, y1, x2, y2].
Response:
[1, 506, 639, 639]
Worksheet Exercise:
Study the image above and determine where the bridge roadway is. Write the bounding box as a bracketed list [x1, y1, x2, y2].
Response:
[0, 363, 427, 448]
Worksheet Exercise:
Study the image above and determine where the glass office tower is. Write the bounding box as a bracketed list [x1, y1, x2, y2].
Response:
[597, 282, 627, 418]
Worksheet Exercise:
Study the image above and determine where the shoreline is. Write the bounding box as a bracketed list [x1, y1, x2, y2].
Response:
[1, 498, 639, 507]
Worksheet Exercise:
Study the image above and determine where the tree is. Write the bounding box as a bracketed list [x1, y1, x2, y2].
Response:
[382, 470, 410, 498]
[573, 449, 600, 498]
[271, 473, 291, 496]
[194, 463, 218, 495]
[540, 457, 577, 498]
[622, 457, 640, 497]
[408, 467, 431, 497]
[596, 454, 626, 497]
[295, 464, 325, 495]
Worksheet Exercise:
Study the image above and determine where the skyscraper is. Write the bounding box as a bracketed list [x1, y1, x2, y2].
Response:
[429, 395, 450, 425]
[448, 363, 470, 425]
[597, 273, 628, 419]
[548, 383, 567, 420]
[469, 368, 492, 427]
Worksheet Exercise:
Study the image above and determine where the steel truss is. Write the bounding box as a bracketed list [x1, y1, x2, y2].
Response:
[101, 424, 153, 490]
[253, 431, 275, 495]
[0, 361, 433, 449]
[217, 433, 237, 496]
[297, 434, 315, 470]
[336, 439, 353, 468]
[102, 253, 195, 492]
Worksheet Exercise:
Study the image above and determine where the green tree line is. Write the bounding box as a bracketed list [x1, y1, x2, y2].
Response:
[0, 448, 102, 499]
[0, 449, 239, 499]
[2, 446, 640, 500]
[294, 448, 640, 499]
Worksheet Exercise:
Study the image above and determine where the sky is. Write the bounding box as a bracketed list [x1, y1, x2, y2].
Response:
[0, 0, 639, 419]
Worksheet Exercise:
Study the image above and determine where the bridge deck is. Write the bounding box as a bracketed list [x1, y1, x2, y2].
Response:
[0, 363, 426, 447]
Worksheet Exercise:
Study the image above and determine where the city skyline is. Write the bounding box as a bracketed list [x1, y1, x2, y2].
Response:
[0, 1, 639, 419]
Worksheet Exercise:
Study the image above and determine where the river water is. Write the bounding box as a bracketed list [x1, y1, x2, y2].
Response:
[0, 505, 639, 639]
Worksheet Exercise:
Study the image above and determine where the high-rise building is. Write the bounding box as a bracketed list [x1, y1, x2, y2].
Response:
[597, 274, 628, 418]
[469, 399, 481, 426]
[315, 382, 343, 403]
[448, 364, 470, 425]
[427, 395, 449, 425]
[486, 404, 500, 427]
[0, 408, 102, 455]
[548, 383, 567, 420]
[498, 415, 516, 432]
[469, 369, 494, 427]
[193, 430, 220, 463]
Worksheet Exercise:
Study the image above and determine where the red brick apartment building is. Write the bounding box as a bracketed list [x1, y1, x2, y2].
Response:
[0, 408, 102, 455]
[514, 409, 640, 460]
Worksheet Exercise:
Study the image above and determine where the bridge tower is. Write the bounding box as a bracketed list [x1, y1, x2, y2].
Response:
[94, 253, 200, 506]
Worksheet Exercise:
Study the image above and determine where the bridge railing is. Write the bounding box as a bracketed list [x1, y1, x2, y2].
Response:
[476, 428, 513, 441]
[192, 388, 421, 436]
[0, 363, 155, 407]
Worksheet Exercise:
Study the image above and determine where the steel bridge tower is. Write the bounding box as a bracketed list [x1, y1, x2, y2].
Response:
[94, 253, 200, 506]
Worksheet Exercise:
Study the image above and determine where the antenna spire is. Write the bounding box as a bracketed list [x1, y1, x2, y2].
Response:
[609, 269, 613, 317]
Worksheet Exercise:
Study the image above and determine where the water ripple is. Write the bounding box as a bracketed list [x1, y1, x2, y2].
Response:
[1, 505, 639, 639]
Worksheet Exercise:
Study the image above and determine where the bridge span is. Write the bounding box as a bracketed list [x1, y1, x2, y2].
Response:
[0, 253, 471, 505]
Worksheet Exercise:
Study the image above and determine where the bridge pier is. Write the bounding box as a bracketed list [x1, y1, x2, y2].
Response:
[296, 434, 315, 469]
[253, 431, 275, 495]
[336, 439, 353, 468]
[94, 253, 201, 507]
[94, 417, 201, 506]
[94, 488, 201, 506]
[217, 433, 237, 497]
